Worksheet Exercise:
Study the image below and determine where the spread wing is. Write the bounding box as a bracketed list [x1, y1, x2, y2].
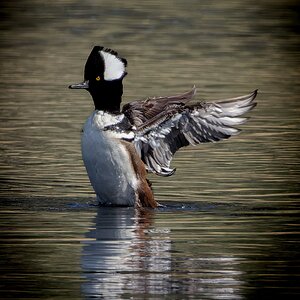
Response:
[132, 90, 257, 176]
[122, 86, 196, 127]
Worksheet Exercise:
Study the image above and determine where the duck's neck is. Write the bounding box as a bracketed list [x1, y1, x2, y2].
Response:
[92, 94, 122, 112]
[91, 82, 123, 113]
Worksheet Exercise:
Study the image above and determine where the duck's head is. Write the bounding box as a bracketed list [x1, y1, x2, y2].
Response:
[69, 46, 127, 112]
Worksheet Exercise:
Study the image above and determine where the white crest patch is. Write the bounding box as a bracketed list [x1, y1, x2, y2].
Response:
[100, 50, 126, 81]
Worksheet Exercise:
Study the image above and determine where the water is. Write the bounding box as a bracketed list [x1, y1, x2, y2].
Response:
[0, 0, 299, 298]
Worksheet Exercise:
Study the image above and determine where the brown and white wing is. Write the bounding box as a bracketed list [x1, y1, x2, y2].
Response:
[122, 86, 196, 127]
[133, 90, 257, 176]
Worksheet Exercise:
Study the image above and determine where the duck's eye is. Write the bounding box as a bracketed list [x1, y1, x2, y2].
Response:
[95, 76, 101, 81]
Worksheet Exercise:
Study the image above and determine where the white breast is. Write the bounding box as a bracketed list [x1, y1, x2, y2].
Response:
[81, 111, 138, 206]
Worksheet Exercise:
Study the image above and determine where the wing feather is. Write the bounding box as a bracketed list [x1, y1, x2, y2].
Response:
[133, 90, 257, 176]
[123, 86, 196, 127]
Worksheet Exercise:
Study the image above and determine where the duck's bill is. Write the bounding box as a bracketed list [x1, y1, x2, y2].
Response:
[68, 80, 89, 89]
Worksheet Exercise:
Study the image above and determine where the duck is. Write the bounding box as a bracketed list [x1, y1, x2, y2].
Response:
[69, 46, 257, 209]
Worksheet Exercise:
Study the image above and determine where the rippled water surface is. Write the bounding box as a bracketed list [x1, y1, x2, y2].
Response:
[0, 0, 299, 298]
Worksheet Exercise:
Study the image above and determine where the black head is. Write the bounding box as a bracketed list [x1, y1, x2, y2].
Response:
[69, 46, 127, 112]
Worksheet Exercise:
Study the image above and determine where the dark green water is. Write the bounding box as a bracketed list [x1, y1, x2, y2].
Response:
[0, 0, 299, 298]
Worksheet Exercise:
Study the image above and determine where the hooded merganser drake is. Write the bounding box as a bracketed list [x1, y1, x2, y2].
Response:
[69, 46, 257, 209]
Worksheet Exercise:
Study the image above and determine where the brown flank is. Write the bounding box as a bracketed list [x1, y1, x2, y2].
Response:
[121, 141, 158, 208]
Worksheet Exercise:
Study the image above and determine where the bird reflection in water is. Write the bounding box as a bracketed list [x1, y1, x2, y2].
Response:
[81, 207, 245, 299]
[81, 207, 171, 298]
